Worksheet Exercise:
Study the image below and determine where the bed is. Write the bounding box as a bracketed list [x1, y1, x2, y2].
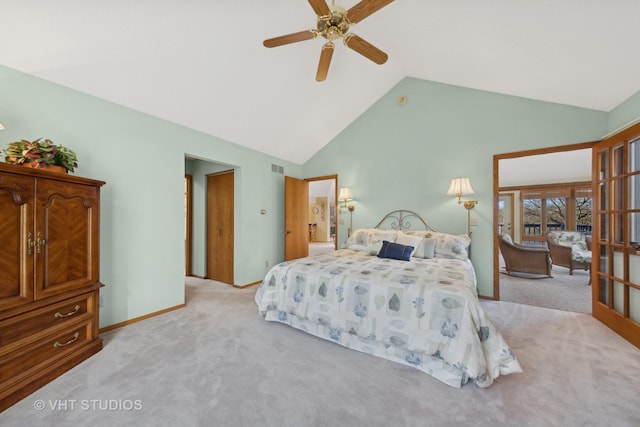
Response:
[255, 210, 522, 388]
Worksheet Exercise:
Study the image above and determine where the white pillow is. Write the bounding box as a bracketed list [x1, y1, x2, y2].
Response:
[404, 230, 470, 260]
[343, 228, 378, 249]
[365, 232, 397, 255]
[413, 237, 437, 258]
[424, 231, 471, 260]
[395, 233, 423, 257]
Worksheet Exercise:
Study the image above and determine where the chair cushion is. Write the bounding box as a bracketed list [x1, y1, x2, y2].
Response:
[549, 231, 585, 246]
[572, 248, 592, 263]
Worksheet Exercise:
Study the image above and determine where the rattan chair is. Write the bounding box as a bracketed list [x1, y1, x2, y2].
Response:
[499, 234, 553, 278]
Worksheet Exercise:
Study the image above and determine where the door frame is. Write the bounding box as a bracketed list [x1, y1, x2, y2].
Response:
[185, 174, 193, 277]
[493, 141, 596, 300]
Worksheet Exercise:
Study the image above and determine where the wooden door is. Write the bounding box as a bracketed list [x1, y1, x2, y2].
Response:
[285, 176, 308, 261]
[0, 173, 35, 310]
[592, 123, 640, 349]
[206, 171, 234, 284]
[35, 179, 100, 300]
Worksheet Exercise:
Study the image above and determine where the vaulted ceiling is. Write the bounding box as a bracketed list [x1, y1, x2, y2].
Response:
[2, 0, 639, 164]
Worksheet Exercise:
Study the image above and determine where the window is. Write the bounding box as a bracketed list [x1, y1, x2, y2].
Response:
[520, 184, 592, 244]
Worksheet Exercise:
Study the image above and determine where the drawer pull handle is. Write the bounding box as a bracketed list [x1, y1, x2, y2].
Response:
[54, 332, 80, 348]
[55, 305, 81, 318]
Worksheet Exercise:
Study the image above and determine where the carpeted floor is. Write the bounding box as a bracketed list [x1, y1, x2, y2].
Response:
[1, 277, 639, 427]
[499, 265, 592, 314]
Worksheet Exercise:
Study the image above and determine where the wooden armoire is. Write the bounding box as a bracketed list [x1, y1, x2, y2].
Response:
[0, 163, 105, 411]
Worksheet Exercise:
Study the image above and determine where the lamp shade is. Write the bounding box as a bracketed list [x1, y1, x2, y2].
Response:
[447, 178, 475, 197]
[338, 187, 353, 202]
[0, 122, 4, 130]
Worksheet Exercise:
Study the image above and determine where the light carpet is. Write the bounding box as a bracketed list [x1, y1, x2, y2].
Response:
[499, 265, 592, 314]
[1, 277, 639, 427]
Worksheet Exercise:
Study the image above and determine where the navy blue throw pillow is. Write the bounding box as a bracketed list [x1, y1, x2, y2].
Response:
[377, 240, 414, 261]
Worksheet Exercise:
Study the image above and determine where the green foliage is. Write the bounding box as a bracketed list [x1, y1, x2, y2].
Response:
[3, 138, 78, 172]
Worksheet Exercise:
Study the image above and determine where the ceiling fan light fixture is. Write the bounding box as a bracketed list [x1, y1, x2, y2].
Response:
[317, 5, 349, 41]
[264, 0, 395, 81]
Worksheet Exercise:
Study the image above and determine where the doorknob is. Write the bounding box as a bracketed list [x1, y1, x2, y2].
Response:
[285, 230, 292, 234]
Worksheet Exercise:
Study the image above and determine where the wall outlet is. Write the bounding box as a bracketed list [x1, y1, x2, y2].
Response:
[99, 294, 104, 308]
[469, 217, 479, 226]
[265, 260, 269, 268]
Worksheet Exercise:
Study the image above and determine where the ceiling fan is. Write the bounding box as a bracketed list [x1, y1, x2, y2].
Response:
[263, 0, 394, 82]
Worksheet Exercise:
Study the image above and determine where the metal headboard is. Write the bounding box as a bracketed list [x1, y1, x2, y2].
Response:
[373, 210, 436, 232]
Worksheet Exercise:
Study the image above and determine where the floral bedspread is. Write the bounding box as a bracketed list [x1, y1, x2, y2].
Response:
[255, 249, 522, 387]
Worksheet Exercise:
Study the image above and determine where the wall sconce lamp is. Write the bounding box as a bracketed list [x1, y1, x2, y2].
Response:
[447, 177, 478, 235]
[338, 187, 355, 236]
[0, 122, 4, 130]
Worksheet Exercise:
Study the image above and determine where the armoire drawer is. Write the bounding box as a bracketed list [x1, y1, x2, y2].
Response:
[0, 293, 93, 348]
[0, 319, 93, 385]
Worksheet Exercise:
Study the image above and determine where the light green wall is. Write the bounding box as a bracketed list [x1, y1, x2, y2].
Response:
[3, 63, 639, 322]
[303, 78, 608, 296]
[0, 65, 300, 328]
[608, 90, 640, 133]
[185, 158, 291, 279]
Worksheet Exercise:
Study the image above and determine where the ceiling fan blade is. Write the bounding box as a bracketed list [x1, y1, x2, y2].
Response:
[263, 30, 317, 48]
[308, 0, 331, 17]
[344, 34, 388, 64]
[316, 42, 335, 82]
[347, 0, 394, 24]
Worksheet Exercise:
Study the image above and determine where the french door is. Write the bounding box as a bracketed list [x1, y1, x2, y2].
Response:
[592, 123, 640, 349]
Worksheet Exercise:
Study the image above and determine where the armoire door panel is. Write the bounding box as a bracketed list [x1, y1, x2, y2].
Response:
[34, 180, 99, 300]
[0, 174, 34, 310]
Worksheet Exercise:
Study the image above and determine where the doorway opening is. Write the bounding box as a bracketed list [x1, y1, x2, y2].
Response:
[308, 178, 337, 255]
[494, 143, 595, 313]
[308, 177, 337, 256]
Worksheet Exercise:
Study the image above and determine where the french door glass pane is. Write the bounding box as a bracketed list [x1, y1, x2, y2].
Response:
[599, 213, 609, 241]
[523, 198, 541, 236]
[630, 287, 640, 323]
[613, 280, 624, 314]
[599, 150, 609, 180]
[631, 212, 640, 245]
[546, 198, 566, 231]
[613, 145, 624, 176]
[613, 251, 624, 281]
[632, 138, 640, 173]
[597, 244, 609, 275]
[599, 182, 608, 210]
[613, 213, 624, 244]
[613, 177, 624, 210]
[598, 276, 609, 305]
[630, 252, 640, 284]
[633, 174, 640, 210]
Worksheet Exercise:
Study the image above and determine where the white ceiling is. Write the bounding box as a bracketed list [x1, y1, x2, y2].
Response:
[2, 1, 639, 165]
[499, 149, 592, 187]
